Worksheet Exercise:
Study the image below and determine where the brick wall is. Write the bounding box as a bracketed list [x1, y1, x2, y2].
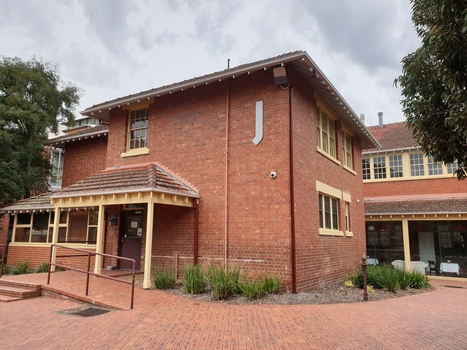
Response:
[288, 72, 366, 291]
[62, 135, 108, 187]
[364, 177, 465, 198]
[100, 68, 366, 291]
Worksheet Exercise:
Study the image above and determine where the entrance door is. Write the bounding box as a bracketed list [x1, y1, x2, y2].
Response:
[120, 210, 144, 270]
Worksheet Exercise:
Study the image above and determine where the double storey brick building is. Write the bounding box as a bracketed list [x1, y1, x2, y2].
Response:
[1, 51, 378, 291]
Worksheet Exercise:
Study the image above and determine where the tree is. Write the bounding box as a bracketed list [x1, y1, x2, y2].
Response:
[0, 57, 81, 203]
[396, 0, 467, 180]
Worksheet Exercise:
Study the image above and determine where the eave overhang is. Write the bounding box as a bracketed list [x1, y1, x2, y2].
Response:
[81, 51, 379, 148]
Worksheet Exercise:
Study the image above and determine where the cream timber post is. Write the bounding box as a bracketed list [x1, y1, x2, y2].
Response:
[94, 205, 105, 274]
[143, 198, 155, 289]
[50, 205, 62, 272]
[402, 219, 411, 271]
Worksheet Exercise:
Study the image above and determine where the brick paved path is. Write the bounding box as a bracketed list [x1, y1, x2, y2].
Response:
[1, 273, 467, 349]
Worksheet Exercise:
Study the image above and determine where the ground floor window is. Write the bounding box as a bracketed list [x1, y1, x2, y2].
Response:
[319, 193, 339, 231]
[12, 209, 98, 245]
[366, 220, 467, 277]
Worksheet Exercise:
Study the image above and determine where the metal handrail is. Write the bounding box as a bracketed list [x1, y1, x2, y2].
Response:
[0, 244, 5, 278]
[47, 244, 136, 309]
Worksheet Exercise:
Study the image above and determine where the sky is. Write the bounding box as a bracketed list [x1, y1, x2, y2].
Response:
[1, 0, 420, 127]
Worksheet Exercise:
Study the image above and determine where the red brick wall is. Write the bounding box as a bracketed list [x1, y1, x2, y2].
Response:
[6, 245, 96, 270]
[62, 135, 107, 187]
[0, 214, 8, 246]
[289, 72, 366, 291]
[364, 177, 465, 198]
[101, 68, 365, 291]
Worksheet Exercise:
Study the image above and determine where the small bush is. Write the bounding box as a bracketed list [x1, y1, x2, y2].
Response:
[261, 273, 281, 294]
[239, 279, 266, 299]
[35, 262, 50, 273]
[13, 261, 30, 275]
[183, 264, 206, 294]
[410, 271, 431, 289]
[394, 268, 412, 290]
[153, 265, 176, 290]
[2, 264, 11, 275]
[207, 264, 240, 300]
[378, 265, 399, 292]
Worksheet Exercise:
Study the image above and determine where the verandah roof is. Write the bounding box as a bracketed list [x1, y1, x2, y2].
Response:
[0, 163, 199, 213]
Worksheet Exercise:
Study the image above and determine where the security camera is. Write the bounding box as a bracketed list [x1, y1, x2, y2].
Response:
[270, 171, 277, 179]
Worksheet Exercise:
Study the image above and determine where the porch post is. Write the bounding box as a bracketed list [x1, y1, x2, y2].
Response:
[143, 198, 155, 289]
[50, 205, 61, 272]
[402, 218, 411, 271]
[94, 205, 105, 274]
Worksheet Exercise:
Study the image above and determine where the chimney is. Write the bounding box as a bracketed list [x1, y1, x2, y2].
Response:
[360, 113, 365, 124]
[378, 112, 384, 128]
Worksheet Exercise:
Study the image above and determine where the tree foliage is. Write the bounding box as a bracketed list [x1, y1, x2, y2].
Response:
[396, 0, 467, 180]
[0, 57, 81, 203]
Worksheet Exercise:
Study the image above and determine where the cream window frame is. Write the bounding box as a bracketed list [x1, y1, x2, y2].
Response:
[316, 180, 345, 237]
[121, 106, 150, 157]
[316, 100, 338, 161]
[343, 131, 353, 171]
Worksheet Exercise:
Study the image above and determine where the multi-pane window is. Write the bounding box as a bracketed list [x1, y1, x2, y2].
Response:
[345, 202, 350, 232]
[319, 193, 339, 230]
[410, 153, 425, 176]
[13, 212, 51, 243]
[389, 155, 403, 178]
[427, 155, 443, 175]
[50, 148, 65, 189]
[373, 156, 387, 179]
[362, 158, 371, 180]
[12, 210, 98, 245]
[128, 108, 148, 150]
[317, 107, 336, 158]
[343, 133, 353, 169]
[447, 160, 459, 174]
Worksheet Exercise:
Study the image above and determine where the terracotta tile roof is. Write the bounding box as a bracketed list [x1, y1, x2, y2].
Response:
[363, 122, 419, 152]
[53, 163, 198, 198]
[0, 192, 54, 213]
[365, 197, 467, 215]
[45, 124, 109, 146]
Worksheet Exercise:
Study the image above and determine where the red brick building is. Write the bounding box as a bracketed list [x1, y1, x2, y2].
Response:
[363, 117, 467, 277]
[1, 51, 378, 291]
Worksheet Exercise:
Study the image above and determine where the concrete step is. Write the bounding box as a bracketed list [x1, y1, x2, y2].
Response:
[0, 279, 41, 302]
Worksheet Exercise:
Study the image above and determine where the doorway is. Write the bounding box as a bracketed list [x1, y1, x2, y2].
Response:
[119, 208, 144, 270]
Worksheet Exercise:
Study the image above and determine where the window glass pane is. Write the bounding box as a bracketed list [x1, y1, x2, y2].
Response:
[324, 196, 331, 229]
[427, 155, 443, 175]
[15, 227, 31, 242]
[373, 156, 387, 179]
[447, 160, 458, 174]
[389, 155, 403, 178]
[331, 198, 338, 229]
[129, 108, 148, 150]
[410, 153, 424, 176]
[31, 212, 49, 242]
[57, 227, 67, 243]
[68, 211, 88, 243]
[89, 210, 99, 225]
[87, 227, 97, 244]
[17, 213, 31, 225]
[319, 194, 323, 228]
[362, 158, 371, 180]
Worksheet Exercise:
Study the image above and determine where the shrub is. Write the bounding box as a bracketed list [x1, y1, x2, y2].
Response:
[183, 264, 206, 294]
[35, 262, 50, 273]
[2, 264, 11, 275]
[153, 265, 176, 290]
[261, 273, 281, 294]
[394, 268, 412, 290]
[239, 279, 266, 299]
[378, 265, 399, 292]
[351, 265, 384, 289]
[13, 261, 30, 275]
[207, 264, 240, 300]
[410, 271, 431, 289]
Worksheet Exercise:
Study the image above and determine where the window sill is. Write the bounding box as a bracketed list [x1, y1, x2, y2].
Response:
[345, 231, 353, 237]
[319, 228, 344, 237]
[343, 165, 357, 176]
[316, 147, 341, 166]
[121, 148, 150, 158]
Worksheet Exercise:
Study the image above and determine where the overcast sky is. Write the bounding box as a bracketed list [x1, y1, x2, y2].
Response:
[1, 0, 420, 127]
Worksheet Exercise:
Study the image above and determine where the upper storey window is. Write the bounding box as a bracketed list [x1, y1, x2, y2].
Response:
[128, 108, 148, 150]
[317, 104, 336, 159]
[121, 107, 150, 158]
